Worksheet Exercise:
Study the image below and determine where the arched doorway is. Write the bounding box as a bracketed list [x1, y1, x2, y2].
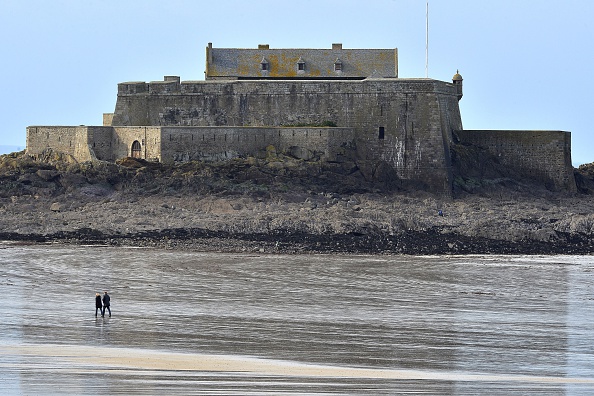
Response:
[131, 140, 142, 158]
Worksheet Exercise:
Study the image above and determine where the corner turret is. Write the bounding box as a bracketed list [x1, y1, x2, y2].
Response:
[453, 70, 463, 100]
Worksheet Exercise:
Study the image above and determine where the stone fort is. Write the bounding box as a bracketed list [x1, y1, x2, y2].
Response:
[26, 43, 576, 193]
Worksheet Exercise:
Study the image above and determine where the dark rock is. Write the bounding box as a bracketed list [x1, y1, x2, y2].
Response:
[575, 165, 594, 194]
[116, 157, 147, 169]
[287, 146, 315, 161]
[36, 169, 59, 181]
[1, 150, 594, 255]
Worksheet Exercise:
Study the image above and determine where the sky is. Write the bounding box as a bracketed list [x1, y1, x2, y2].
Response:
[0, 0, 592, 165]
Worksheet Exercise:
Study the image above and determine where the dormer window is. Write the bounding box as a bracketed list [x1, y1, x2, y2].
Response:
[260, 57, 269, 71]
[297, 57, 305, 71]
[334, 58, 342, 72]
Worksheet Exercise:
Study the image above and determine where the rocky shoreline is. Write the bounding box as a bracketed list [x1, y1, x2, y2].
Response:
[2, 226, 593, 255]
[1, 150, 594, 255]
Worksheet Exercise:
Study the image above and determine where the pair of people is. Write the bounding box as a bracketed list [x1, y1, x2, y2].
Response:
[95, 291, 111, 317]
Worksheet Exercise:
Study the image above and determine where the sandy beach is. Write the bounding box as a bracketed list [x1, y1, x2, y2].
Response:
[4, 343, 594, 385]
[1, 246, 593, 394]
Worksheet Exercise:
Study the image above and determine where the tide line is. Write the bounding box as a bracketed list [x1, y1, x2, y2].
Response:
[2, 343, 593, 385]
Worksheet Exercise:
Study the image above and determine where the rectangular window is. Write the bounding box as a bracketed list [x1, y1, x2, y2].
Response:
[261, 63, 268, 71]
[298, 63, 305, 71]
[378, 127, 385, 140]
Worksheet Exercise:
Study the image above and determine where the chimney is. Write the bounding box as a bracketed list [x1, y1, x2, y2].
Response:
[332, 43, 343, 50]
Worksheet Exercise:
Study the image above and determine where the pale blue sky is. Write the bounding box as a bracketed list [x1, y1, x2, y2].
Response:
[1, 0, 592, 165]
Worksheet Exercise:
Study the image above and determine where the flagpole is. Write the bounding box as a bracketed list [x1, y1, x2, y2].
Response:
[425, 0, 429, 78]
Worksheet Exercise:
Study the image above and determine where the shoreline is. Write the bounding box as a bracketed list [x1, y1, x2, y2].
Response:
[2, 226, 593, 255]
[1, 152, 594, 256]
[4, 344, 594, 384]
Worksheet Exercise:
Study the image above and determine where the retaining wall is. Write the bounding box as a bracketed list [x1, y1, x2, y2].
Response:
[26, 126, 95, 161]
[456, 130, 576, 191]
[158, 126, 354, 163]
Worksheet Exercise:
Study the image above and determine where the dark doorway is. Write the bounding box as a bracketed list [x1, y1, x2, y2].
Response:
[131, 140, 142, 158]
[378, 127, 385, 140]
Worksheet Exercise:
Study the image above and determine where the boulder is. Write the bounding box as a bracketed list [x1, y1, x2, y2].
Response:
[36, 169, 59, 181]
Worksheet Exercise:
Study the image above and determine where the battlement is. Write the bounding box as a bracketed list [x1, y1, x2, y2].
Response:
[117, 76, 458, 97]
[118, 81, 148, 95]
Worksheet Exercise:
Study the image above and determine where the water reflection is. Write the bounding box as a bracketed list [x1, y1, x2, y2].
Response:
[0, 245, 593, 394]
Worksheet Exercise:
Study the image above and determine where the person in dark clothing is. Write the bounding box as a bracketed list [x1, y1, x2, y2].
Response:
[102, 291, 111, 317]
[95, 293, 103, 317]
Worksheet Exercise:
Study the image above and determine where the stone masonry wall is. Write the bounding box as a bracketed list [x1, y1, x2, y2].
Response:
[456, 130, 576, 191]
[26, 125, 353, 166]
[26, 126, 95, 161]
[87, 127, 113, 161]
[159, 126, 354, 164]
[112, 78, 462, 191]
[110, 127, 162, 162]
[85, 126, 162, 162]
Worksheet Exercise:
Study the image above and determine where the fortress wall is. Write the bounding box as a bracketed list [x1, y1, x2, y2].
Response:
[110, 127, 162, 162]
[347, 88, 461, 191]
[113, 79, 461, 190]
[457, 130, 576, 191]
[87, 127, 113, 161]
[159, 126, 354, 163]
[26, 126, 95, 161]
[438, 95, 464, 191]
[50, 126, 164, 162]
[103, 113, 114, 126]
[277, 127, 355, 161]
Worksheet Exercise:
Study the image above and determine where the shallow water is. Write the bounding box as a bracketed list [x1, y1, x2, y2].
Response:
[0, 245, 593, 395]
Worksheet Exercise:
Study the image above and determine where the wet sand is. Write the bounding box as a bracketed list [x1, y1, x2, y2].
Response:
[3, 343, 594, 385]
[1, 245, 593, 394]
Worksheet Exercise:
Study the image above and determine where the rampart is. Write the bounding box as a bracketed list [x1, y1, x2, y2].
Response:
[26, 126, 96, 162]
[456, 130, 576, 191]
[112, 78, 462, 192]
[159, 126, 354, 163]
[26, 126, 354, 165]
[26, 126, 162, 162]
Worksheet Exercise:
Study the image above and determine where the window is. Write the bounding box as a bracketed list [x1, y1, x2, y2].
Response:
[260, 57, 268, 71]
[378, 127, 385, 140]
[297, 57, 305, 71]
[334, 58, 342, 72]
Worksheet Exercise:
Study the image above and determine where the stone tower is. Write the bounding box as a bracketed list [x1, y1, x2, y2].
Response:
[453, 70, 463, 101]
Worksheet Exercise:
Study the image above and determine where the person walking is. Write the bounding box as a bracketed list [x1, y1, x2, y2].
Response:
[102, 291, 111, 317]
[95, 292, 103, 317]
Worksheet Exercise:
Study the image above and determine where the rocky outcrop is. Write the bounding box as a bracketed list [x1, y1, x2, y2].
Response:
[575, 162, 594, 194]
[1, 149, 593, 254]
